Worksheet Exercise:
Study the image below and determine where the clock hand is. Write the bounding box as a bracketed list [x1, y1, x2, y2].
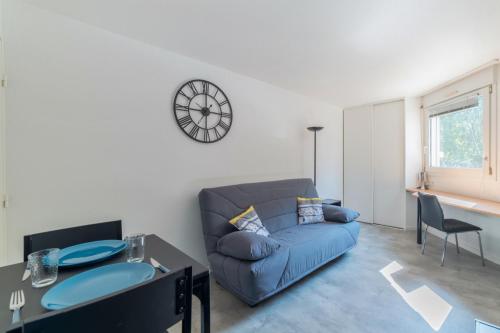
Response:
[196, 102, 203, 108]
[197, 115, 206, 125]
[205, 94, 207, 108]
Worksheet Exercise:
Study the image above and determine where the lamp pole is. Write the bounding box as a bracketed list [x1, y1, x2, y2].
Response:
[307, 126, 324, 186]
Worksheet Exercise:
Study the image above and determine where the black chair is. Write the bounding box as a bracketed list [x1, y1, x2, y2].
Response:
[418, 192, 485, 266]
[20, 266, 192, 333]
[23, 220, 122, 261]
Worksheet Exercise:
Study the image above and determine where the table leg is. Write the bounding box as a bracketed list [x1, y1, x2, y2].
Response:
[417, 198, 422, 244]
[182, 269, 193, 333]
[193, 276, 210, 333]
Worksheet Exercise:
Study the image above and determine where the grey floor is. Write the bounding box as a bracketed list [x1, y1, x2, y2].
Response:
[173, 223, 500, 333]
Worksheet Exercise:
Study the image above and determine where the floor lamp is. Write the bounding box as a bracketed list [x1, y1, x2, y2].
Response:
[307, 126, 324, 186]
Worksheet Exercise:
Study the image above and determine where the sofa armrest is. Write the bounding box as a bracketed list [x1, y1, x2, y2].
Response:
[216, 231, 281, 261]
[322, 204, 360, 223]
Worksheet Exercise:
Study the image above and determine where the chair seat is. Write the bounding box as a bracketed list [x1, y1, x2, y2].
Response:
[443, 219, 481, 233]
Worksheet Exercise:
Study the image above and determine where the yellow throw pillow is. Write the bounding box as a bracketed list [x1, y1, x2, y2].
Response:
[229, 206, 270, 237]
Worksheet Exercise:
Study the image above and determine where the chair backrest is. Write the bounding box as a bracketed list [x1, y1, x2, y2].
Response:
[418, 192, 445, 231]
[23, 220, 122, 261]
[21, 266, 192, 333]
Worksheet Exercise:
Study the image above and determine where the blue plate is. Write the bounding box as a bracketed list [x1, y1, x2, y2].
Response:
[41, 262, 155, 310]
[58, 240, 127, 267]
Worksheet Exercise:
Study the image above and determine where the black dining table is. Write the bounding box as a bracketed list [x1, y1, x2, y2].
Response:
[0, 234, 210, 333]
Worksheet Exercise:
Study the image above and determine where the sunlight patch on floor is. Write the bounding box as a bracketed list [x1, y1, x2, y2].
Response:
[380, 261, 453, 331]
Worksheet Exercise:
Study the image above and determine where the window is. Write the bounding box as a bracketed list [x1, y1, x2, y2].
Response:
[429, 95, 484, 168]
[426, 86, 493, 175]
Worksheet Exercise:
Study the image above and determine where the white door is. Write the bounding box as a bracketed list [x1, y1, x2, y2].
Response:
[373, 101, 405, 228]
[343, 105, 373, 223]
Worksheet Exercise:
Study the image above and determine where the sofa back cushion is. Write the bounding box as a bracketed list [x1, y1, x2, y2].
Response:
[198, 178, 318, 255]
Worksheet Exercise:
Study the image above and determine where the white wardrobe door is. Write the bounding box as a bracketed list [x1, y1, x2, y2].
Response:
[343, 105, 373, 223]
[373, 100, 405, 228]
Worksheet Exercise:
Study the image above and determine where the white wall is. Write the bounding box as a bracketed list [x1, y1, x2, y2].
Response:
[2, 1, 341, 265]
[404, 97, 422, 189]
[304, 108, 343, 201]
[404, 97, 422, 230]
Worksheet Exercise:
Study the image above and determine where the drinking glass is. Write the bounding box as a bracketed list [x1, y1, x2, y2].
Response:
[125, 233, 145, 263]
[28, 248, 60, 288]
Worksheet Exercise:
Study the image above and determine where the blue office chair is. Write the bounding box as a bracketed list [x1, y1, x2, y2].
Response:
[418, 192, 485, 266]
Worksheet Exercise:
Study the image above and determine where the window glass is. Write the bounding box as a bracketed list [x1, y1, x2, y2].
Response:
[429, 96, 483, 168]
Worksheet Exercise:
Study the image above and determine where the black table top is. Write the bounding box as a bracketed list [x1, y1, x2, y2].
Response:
[0, 234, 208, 332]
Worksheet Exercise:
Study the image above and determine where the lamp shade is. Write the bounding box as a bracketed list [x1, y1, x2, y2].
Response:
[307, 126, 324, 132]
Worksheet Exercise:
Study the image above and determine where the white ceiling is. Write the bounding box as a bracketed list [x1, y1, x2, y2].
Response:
[25, 0, 500, 107]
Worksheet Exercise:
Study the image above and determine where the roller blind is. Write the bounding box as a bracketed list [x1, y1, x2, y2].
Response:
[428, 93, 480, 118]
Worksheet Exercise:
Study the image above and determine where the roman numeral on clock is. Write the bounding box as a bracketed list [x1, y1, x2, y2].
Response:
[219, 121, 230, 131]
[178, 90, 190, 100]
[201, 81, 209, 95]
[213, 127, 222, 140]
[187, 82, 198, 95]
[189, 125, 200, 138]
[175, 104, 189, 112]
[203, 129, 210, 142]
[178, 115, 192, 128]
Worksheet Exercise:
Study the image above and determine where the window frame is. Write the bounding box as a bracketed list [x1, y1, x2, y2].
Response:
[423, 86, 494, 179]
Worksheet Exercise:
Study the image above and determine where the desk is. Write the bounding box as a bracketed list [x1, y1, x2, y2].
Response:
[0, 235, 211, 333]
[406, 188, 500, 244]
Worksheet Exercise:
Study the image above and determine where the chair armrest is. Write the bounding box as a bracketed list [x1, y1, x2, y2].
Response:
[322, 204, 360, 223]
[216, 231, 281, 261]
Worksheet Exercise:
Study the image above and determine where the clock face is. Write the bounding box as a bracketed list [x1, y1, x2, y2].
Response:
[173, 79, 233, 143]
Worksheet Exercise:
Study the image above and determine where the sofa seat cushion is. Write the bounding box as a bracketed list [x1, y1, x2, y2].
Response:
[272, 221, 360, 286]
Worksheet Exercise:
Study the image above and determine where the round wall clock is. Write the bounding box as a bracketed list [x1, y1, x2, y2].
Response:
[173, 79, 233, 143]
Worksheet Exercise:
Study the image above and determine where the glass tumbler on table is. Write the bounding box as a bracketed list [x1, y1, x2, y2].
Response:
[125, 233, 146, 263]
[28, 248, 60, 288]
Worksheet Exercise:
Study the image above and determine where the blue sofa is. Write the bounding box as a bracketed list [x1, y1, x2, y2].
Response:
[198, 178, 360, 305]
